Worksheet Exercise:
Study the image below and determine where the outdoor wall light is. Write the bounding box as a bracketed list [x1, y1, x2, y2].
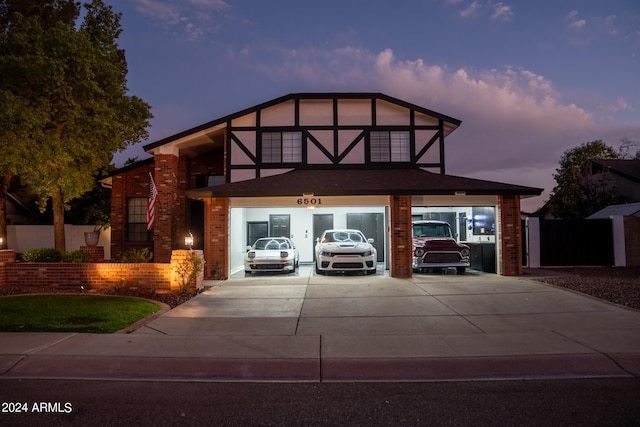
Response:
[0, 236, 3, 247]
[184, 231, 194, 250]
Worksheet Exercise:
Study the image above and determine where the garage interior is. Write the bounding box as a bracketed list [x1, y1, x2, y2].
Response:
[227, 195, 498, 276]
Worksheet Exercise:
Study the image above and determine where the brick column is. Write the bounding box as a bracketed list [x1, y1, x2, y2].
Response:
[390, 195, 413, 278]
[204, 197, 229, 279]
[0, 249, 16, 287]
[153, 154, 180, 262]
[499, 195, 522, 276]
[80, 246, 105, 262]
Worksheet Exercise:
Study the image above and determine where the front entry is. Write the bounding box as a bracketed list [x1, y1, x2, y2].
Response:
[346, 213, 385, 262]
[270, 214, 290, 238]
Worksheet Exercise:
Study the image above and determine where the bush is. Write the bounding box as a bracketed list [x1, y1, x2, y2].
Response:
[22, 248, 63, 262]
[118, 247, 153, 263]
[62, 249, 91, 263]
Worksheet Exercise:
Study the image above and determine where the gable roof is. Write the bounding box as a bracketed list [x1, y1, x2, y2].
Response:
[589, 159, 640, 183]
[187, 168, 542, 199]
[586, 201, 640, 219]
[144, 93, 462, 152]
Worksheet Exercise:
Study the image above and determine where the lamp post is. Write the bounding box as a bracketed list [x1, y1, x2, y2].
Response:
[184, 231, 194, 250]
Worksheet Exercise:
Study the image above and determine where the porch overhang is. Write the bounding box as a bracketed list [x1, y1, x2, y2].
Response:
[186, 168, 543, 199]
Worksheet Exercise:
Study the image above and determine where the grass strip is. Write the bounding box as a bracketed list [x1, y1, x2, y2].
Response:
[0, 295, 161, 333]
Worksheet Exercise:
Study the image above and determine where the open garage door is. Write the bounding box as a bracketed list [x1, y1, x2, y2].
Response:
[412, 205, 497, 274]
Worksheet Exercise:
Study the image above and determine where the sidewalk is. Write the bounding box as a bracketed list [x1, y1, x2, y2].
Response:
[2, 267, 640, 382]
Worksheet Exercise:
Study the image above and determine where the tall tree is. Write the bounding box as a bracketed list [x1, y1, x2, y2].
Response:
[0, 0, 152, 251]
[547, 140, 621, 219]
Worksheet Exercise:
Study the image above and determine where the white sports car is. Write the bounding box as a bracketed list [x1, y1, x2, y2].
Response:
[245, 237, 299, 274]
[315, 229, 377, 275]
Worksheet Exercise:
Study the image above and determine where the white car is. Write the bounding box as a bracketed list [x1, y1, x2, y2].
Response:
[315, 229, 377, 275]
[245, 237, 299, 274]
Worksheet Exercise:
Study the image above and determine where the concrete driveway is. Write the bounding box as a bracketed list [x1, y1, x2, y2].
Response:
[2, 266, 640, 381]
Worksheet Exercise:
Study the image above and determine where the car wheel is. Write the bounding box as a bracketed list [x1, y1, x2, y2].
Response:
[456, 267, 466, 275]
[315, 263, 323, 275]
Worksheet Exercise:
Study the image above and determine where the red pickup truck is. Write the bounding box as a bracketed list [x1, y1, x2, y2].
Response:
[412, 220, 470, 274]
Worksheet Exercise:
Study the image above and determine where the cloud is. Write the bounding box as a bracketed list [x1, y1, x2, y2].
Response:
[491, 2, 513, 22]
[128, 0, 230, 39]
[460, 1, 481, 18]
[566, 10, 586, 30]
[241, 46, 626, 209]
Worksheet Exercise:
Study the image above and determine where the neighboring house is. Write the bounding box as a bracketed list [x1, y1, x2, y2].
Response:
[582, 159, 640, 202]
[6, 193, 34, 225]
[104, 93, 542, 278]
[587, 201, 640, 219]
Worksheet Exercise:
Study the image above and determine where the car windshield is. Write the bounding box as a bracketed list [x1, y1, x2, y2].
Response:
[323, 231, 365, 243]
[413, 223, 452, 238]
[253, 239, 291, 250]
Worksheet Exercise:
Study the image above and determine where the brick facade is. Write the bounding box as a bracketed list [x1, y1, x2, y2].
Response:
[390, 195, 413, 278]
[204, 198, 229, 279]
[498, 195, 522, 276]
[110, 160, 155, 261]
[153, 154, 181, 262]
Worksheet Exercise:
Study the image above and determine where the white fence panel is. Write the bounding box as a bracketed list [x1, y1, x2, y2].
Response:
[6, 225, 111, 259]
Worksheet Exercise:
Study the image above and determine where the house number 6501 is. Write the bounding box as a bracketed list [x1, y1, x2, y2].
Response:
[297, 197, 322, 205]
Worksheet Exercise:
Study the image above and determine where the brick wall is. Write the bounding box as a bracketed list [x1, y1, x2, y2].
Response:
[110, 161, 155, 261]
[204, 198, 229, 279]
[3, 262, 172, 292]
[498, 195, 522, 276]
[0, 250, 205, 293]
[153, 154, 181, 262]
[0, 250, 16, 287]
[390, 195, 413, 278]
[624, 216, 640, 267]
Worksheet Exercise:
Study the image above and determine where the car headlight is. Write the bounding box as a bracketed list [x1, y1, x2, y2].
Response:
[248, 251, 256, 259]
[363, 250, 372, 256]
[461, 248, 470, 257]
[280, 251, 289, 258]
[414, 248, 425, 257]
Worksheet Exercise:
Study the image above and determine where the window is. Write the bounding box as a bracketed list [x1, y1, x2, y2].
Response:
[127, 198, 151, 242]
[370, 131, 410, 162]
[262, 132, 302, 163]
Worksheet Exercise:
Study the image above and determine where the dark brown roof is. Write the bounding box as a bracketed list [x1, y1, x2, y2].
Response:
[590, 159, 640, 183]
[187, 169, 542, 199]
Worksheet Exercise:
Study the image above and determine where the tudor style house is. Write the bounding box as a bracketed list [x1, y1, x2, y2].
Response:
[105, 93, 541, 278]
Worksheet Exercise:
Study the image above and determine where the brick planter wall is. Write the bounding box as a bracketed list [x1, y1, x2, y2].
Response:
[0, 250, 205, 293]
[3, 262, 172, 292]
[0, 250, 16, 287]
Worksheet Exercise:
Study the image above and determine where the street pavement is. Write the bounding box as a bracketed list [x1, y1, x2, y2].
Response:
[1, 266, 639, 382]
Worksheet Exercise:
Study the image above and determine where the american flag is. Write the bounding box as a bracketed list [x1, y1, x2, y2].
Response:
[147, 172, 158, 231]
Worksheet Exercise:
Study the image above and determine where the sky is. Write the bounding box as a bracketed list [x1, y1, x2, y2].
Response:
[109, 0, 640, 212]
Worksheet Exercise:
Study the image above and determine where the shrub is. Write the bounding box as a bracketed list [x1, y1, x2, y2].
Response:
[118, 247, 153, 263]
[22, 248, 63, 262]
[63, 249, 91, 263]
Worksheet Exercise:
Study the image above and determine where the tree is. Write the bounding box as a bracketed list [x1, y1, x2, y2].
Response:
[0, 0, 152, 251]
[547, 140, 622, 219]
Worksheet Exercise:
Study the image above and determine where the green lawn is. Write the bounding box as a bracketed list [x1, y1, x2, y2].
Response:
[0, 295, 161, 333]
